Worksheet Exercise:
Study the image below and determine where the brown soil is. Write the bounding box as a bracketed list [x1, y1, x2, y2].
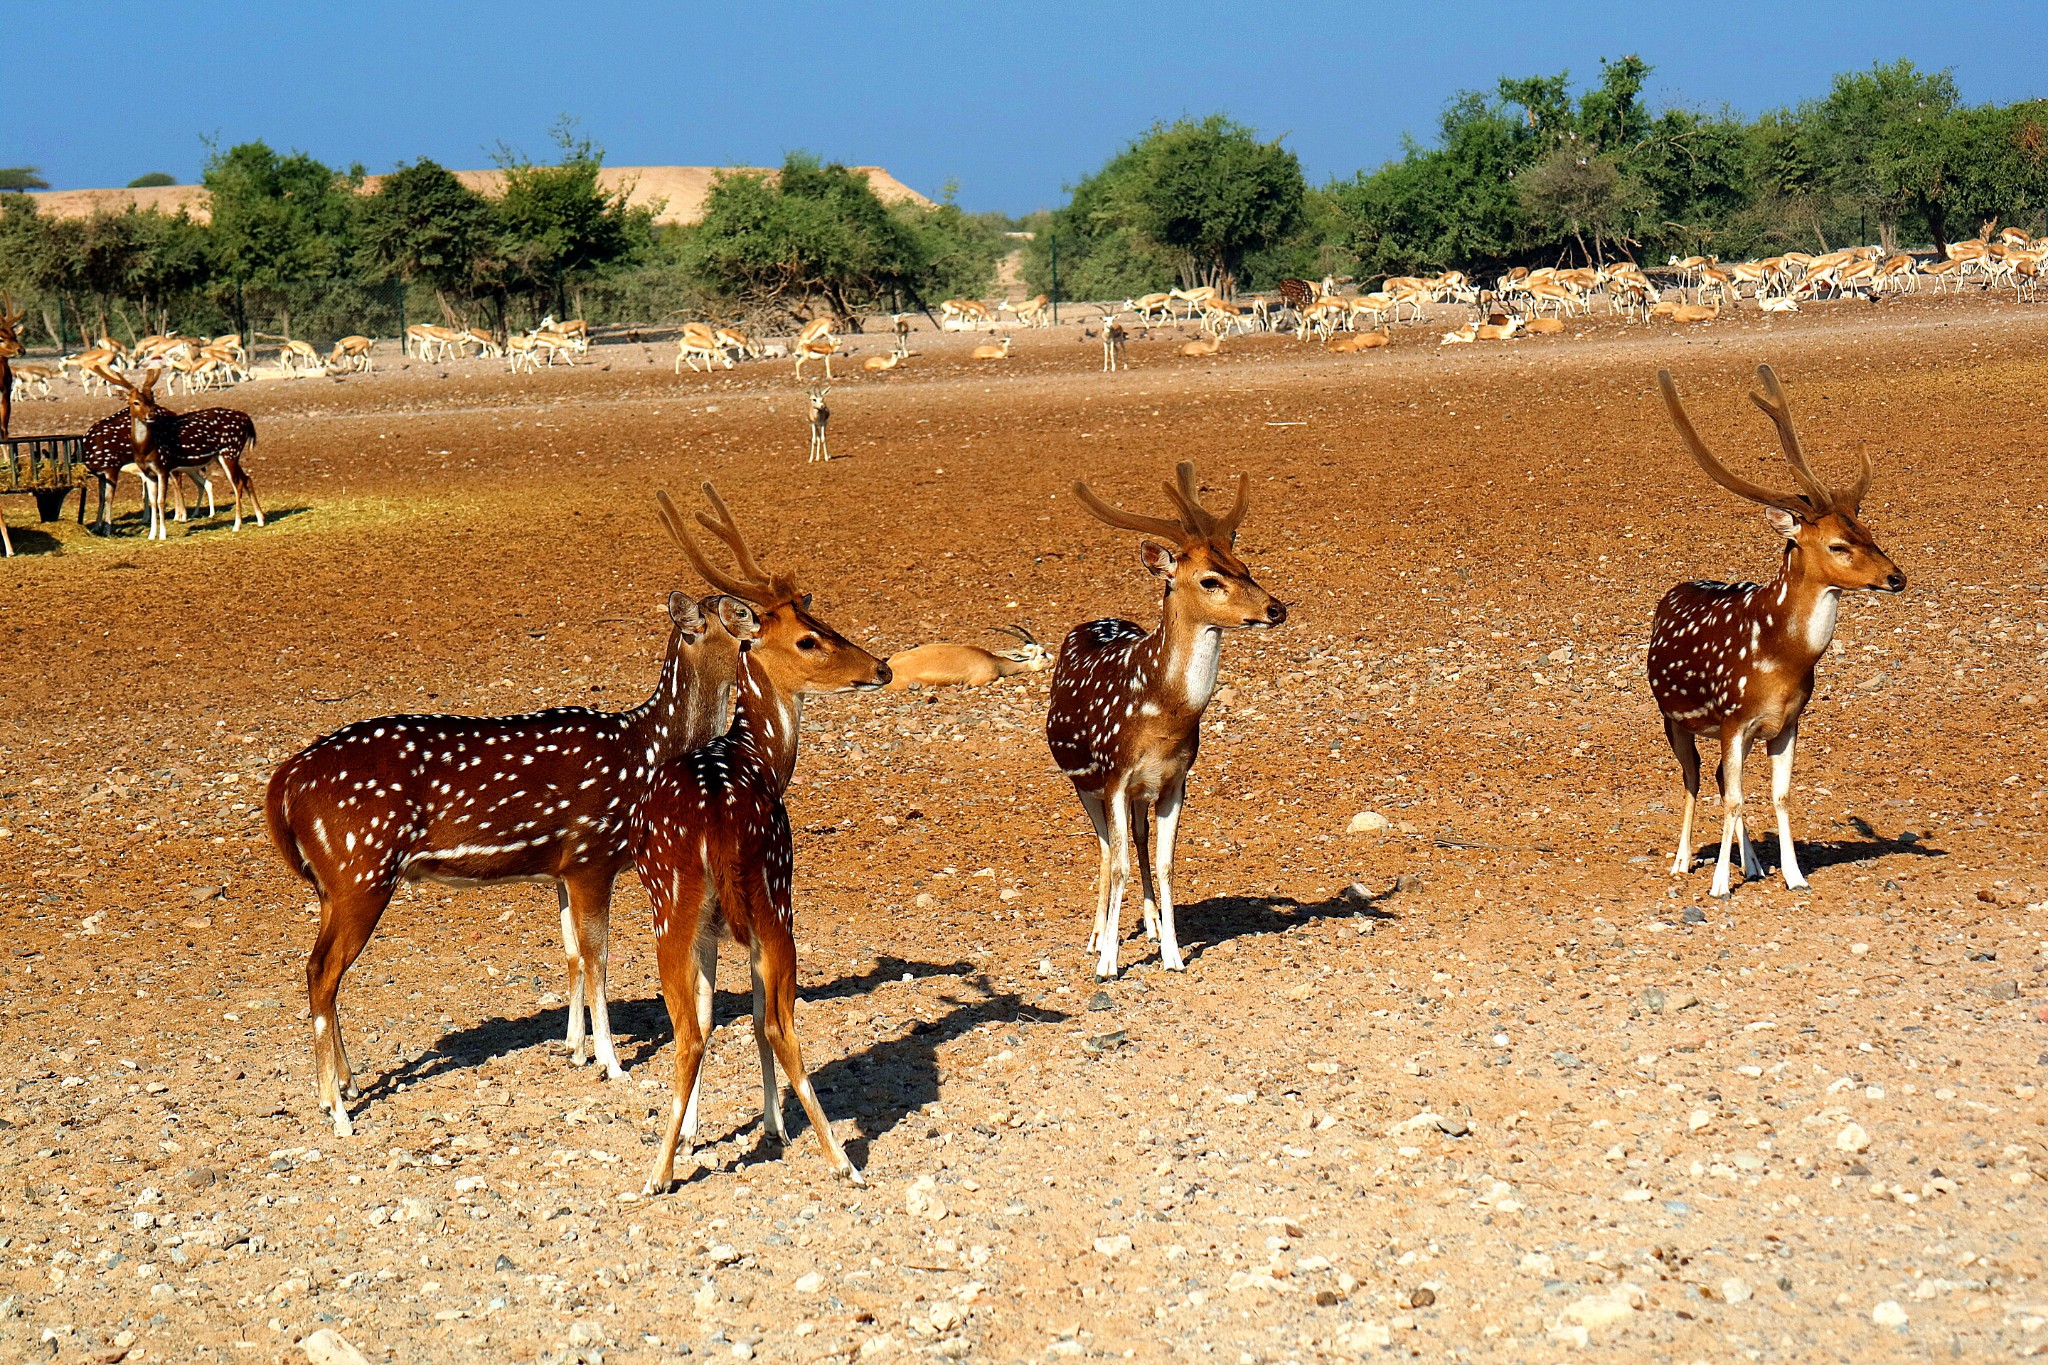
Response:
[3, 294, 2046, 1364]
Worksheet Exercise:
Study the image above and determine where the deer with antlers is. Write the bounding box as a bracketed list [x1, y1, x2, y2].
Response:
[1649, 366, 1906, 898]
[637, 484, 890, 1191]
[265, 578, 747, 1137]
[1047, 462, 1287, 978]
[81, 372, 265, 536]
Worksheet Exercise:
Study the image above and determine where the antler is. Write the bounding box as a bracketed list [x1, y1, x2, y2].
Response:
[1746, 366, 1834, 513]
[1073, 460, 1248, 548]
[1657, 369, 1817, 516]
[656, 484, 799, 608]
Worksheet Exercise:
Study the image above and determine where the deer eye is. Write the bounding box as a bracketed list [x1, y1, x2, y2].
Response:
[1199, 577, 1224, 592]
[795, 636, 820, 652]
[1828, 544, 1852, 557]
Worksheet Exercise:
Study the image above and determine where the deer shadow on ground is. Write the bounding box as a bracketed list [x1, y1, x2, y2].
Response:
[1763, 831, 1946, 877]
[1172, 888, 1398, 966]
[357, 955, 979, 1106]
[0, 522, 64, 556]
[687, 972, 1074, 1180]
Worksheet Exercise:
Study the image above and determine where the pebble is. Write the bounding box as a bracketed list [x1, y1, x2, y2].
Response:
[1093, 1234, 1133, 1258]
[1087, 991, 1114, 1011]
[1396, 873, 1425, 894]
[905, 1177, 948, 1222]
[1836, 1123, 1872, 1154]
[301, 1329, 371, 1365]
[1643, 987, 1667, 1013]
[1872, 1300, 1908, 1328]
[1347, 811, 1391, 835]
[1721, 1276, 1752, 1304]
[795, 1271, 823, 1293]
[189, 885, 224, 904]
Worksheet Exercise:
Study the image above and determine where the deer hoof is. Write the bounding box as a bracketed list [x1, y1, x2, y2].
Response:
[331, 1106, 354, 1139]
[840, 1165, 867, 1187]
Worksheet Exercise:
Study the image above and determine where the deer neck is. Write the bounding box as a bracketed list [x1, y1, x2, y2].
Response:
[728, 649, 805, 793]
[624, 631, 725, 766]
[1148, 589, 1226, 712]
[1767, 544, 1844, 665]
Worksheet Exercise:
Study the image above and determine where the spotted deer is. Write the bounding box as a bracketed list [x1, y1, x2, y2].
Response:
[1046, 462, 1288, 979]
[0, 304, 25, 440]
[637, 484, 891, 1191]
[1649, 365, 1905, 898]
[81, 394, 264, 535]
[265, 578, 745, 1137]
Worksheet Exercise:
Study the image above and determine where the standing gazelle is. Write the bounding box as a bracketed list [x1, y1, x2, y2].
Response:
[1649, 365, 1906, 897]
[637, 483, 891, 1191]
[1047, 462, 1287, 978]
[806, 387, 831, 462]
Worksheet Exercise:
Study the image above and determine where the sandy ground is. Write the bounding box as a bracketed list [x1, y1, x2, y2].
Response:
[2, 293, 2047, 1365]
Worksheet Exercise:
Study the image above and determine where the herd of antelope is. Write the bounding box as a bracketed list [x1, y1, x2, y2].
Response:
[256, 353, 1906, 1195]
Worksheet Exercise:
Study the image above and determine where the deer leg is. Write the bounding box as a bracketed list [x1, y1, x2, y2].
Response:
[646, 882, 712, 1196]
[1095, 789, 1134, 981]
[306, 881, 394, 1137]
[750, 941, 786, 1145]
[680, 915, 717, 1143]
[1131, 803, 1160, 940]
[1153, 775, 1189, 972]
[1664, 718, 1701, 875]
[1077, 789, 1112, 954]
[559, 884, 589, 1066]
[564, 869, 626, 1080]
[0, 509, 11, 557]
[752, 929, 860, 1183]
[1766, 722, 1810, 891]
[1710, 731, 1750, 898]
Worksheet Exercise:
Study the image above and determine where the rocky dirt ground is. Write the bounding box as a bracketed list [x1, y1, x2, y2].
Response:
[1, 293, 2045, 1365]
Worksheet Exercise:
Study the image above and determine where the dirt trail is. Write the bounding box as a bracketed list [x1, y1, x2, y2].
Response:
[2, 293, 2046, 1363]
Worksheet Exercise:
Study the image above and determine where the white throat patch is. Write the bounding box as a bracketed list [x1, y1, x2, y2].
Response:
[1803, 587, 1842, 654]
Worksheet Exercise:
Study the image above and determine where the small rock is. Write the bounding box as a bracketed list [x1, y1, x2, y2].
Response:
[1872, 1300, 1908, 1328]
[1681, 906, 1707, 924]
[182, 1166, 220, 1190]
[914, 893, 935, 909]
[1347, 811, 1391, 835]
[1643, 987, 1667, 1013]
[1339, 882, 1376, 904]
[181, 916, 211, 931]
[1093, 1234, 1133, 1259]
[1562, 1290, 1639, 1328]
[300, 1329, 371, 1365]
[926, 1301, 962, 1332]
[493, 1254, 515, 1272]
[1858, 674, 1886, 691]
[189, 885, 224, 904]
[1409, 1287, 1437, 1309]
[795, 1271, 823, 1293]
[1087, 991, 1114, 1012]
[1396, 873, 1424, 894]
[1687, 1109, 1713, 1132]
[707, 1243, 741, 1265]
[905, 1177, 948, 1222]
[1434, 1110, 1472, 1139]
[1835, 1123, 1871, 1154]
[1721, 1276, 1752, 1304]
[1082, 1030, 1127, 1054]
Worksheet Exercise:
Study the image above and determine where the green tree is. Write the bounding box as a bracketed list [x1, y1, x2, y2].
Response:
[0, 167, 49, 192]
[677, 152, 926, 326]
[203, 140, 360, 333]
[1517, 149, 1652, 263]
[128, 172, 177, 188]
[1119, 116, 1306, 287]
[493, 121, 650, 319]
[357, 158, 499, 323]
[1804, 60, 1961, 251]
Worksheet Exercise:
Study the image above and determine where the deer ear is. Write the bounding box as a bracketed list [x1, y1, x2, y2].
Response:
[1140, 541, 1178, 577]
[1763, 506, 1801, 539]
[716, 596, 761, 641]
[667, 591, 705, 637]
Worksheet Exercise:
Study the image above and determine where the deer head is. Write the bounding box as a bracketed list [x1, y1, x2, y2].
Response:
[657, 483, 888, 693]
[0, 307, 24, 358]
[991, 623, 1050, 668]
[1658, 365, 1904, 595]
[1074, 461, 1287, 630]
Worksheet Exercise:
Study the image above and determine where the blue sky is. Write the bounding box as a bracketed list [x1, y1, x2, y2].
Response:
[8, 2, 2042, 214]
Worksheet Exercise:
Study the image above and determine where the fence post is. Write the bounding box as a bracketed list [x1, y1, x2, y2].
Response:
[396, 281, 406, 355]
[1050, 233, 1059, 326]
